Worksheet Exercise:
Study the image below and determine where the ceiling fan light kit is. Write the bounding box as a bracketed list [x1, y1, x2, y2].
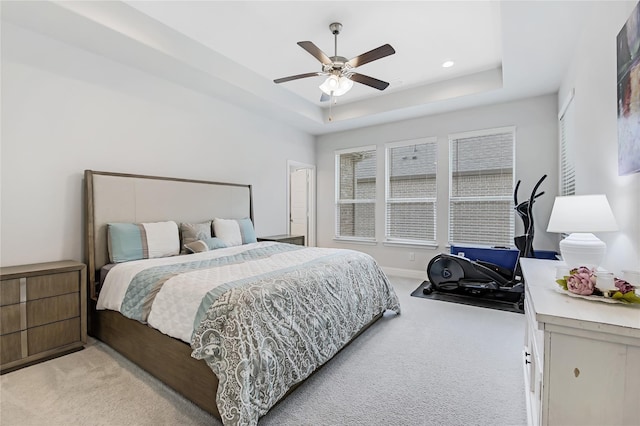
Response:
[319, 75, 353, 96]
[274, 22, 395, 101]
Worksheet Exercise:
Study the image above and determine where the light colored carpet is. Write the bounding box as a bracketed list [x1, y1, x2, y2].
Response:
[0, 276, 527, 425]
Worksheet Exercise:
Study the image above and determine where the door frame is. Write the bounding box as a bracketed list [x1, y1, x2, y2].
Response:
[286, 160, 316, 247]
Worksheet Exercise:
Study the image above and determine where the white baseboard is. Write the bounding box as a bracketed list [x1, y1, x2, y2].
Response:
[381, 267, 426, 280]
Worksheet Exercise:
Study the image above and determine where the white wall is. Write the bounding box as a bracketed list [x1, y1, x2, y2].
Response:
[316, 95, 559, 277]
[558, 1, 640, 274]
[0, 22, 315, 267]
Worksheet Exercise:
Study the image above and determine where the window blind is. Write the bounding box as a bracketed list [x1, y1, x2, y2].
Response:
[385, 138, 437, 243]
[449, 128, 515, 246]
[559, 93, 576, 196]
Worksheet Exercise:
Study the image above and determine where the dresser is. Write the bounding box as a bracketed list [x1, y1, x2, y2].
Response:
[257, 234, 305, 246]
[0, 260, 87, 373]
[520, 258, 640, 426]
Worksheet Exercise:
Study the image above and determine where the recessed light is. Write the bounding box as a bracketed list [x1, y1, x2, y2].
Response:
[442, 60, 455, 68]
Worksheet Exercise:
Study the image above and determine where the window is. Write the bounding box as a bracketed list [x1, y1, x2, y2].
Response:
[335, 146, 377, 240]
[559, 90, 575, 196]
[449, 127, 515, 247]
[385, 138, 437, 244]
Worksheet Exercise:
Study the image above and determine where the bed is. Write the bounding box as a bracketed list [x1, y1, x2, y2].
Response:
[84, 170, 400, 425]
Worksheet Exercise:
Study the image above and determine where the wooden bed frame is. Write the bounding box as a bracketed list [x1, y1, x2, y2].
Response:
[84, 170, 382, 420]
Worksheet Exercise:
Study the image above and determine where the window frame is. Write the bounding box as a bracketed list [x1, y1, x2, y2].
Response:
[334, 145, 377, 242]
[448, 126, 516, 247]
[384, 137, 438, 246]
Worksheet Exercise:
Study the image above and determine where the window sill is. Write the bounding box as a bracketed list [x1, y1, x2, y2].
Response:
[383, 241, 439, 249]
[333, 238, 378, 246]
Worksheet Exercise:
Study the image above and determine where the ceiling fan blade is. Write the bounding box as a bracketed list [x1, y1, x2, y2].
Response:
[347, 44, 395, 68]
[297, 41, 332, 65]
[320, 92, 330, 102]
[274, 72, 322, 84]
[349, 73, 390, 91]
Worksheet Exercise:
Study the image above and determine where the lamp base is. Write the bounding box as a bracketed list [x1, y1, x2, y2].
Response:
[559, 233, 606, 269]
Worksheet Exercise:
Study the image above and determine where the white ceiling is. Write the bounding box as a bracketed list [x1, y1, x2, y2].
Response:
[125, 1, 504, 106]
[2, 1, 600, 135]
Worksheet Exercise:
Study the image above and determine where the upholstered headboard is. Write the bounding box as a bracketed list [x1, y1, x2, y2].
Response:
[84, 170, 253, 299]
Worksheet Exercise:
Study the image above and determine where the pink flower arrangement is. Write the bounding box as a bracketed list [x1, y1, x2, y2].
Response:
[615, 278, 635, 294]
[556, 267, 640, 304]
[566, 266, 597, 295]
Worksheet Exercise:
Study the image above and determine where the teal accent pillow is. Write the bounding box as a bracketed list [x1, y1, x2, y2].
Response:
[183, 237, 228, 253]
[237, 218, 257, 244]
[108, 223, 144, 263]
[206, 237, 228, 249]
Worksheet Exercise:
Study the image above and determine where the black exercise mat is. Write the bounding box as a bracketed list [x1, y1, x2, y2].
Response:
[410, 281, 523, 314]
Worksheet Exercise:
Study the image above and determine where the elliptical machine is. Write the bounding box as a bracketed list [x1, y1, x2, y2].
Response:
[513, 175, 547, 259]
[423, 175, 547, 311]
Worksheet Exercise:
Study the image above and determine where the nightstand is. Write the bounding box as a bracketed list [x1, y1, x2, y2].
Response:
[257, 234, 305, 246]
[0, 260, 87, 374]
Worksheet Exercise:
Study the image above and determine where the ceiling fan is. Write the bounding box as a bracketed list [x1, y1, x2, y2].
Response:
[274, 22, 396, 102]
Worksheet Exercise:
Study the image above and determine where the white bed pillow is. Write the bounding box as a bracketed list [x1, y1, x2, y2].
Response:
[144, 221, 181, 258]
[212, 218, 257, 247]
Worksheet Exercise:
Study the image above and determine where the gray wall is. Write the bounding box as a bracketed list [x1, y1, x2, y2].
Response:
[0, 22, 315, 267]
[558, 1, 640, 273]
[316, 94, 559, 276]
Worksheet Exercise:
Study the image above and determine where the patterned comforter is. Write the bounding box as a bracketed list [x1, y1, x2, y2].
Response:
[97, 242, 400, 425]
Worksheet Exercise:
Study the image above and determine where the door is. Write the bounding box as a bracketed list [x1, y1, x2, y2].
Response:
[290, 169, 308, 245]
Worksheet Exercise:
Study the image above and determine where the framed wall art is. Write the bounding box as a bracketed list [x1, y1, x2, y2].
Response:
[617, 1, 640, 175]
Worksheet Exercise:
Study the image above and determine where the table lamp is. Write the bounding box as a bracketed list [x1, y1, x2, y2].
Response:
[546, 194, 618, 268]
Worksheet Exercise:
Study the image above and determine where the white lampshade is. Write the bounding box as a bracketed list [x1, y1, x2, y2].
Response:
[319, 75, 353, 97]
[546, 195, 618, 268]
